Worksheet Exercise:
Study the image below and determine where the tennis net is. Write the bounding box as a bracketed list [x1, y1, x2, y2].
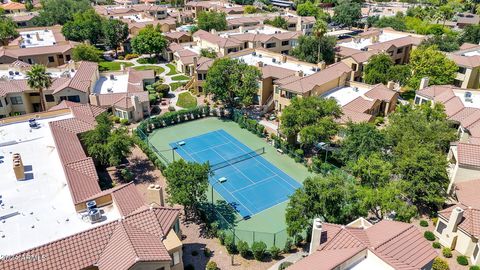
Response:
[210, 147, 265, 171]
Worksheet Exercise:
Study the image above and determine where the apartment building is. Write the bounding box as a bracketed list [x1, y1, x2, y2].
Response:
[0, 104, 183, 270]
[0, 61, 99, 117]
[165, 31, 193, 44]
[94, 4, 169, 20]
[336, 28, 424, 82]
[0, 25, 78, 67]
[7, 12, 38, 28]
[290, 218, 436, 270]
[414, 84, 480, 192]
[185, 1, 244, 18]
[225, 14, 315, 35]
[448, 43, 480, 89]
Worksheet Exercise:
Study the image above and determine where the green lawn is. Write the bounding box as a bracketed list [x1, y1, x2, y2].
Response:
[147, 118, 312, 247]
[166, 63, 178, 75]
[171, 75, 190, 81]
[169, 81, 187, 91]
[133, 65, 165, 74]
[99, 61, 134, 71]
[176, 92, 197, 108]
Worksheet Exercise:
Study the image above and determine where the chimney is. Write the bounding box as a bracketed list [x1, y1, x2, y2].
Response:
[295, 70, 303, 77]
[131, 95, 142, 122]
[147, 184, 165, 206]
[318, 61, 326, 70]
[256, 61, 264, 67]
[89, 93, 100, 106]
[309, 218, 323, 255]
[296, 16, 302, 32]
[364, 24, 368, 32]
[281, 54, 287, 63]
[239, 26, 244, 33]
[419, 77, 429, 90]
[446, 207, 464, 233]
[210, 28, 217, 35]
[387, 81, 395, 90]
[12, 153, 25, 181]
[120, 63, 125, 72]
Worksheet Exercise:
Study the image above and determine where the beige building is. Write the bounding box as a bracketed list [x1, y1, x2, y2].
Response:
[165, 31, 193, 44]
[0, 61, 99, 117]
[226, 14, 315, 35]
[448, 43, 480, 89]
[185, 1, 244, 18]
[290, 218, 437, 270]
[94, 4, 169, 20]
[0, 25, 77, 67]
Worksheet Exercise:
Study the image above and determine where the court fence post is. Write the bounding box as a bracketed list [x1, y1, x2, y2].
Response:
[273, 233, 276, 247]
[253, 231, 255, 242]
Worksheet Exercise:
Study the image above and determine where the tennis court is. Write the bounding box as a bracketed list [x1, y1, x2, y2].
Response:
[169, 129, 301, 218]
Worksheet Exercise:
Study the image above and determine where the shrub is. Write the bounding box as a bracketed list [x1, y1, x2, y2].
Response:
[206, 261, 218, 270]
[432, 242, 441, 249]
[118, 55, 124, 60]
[432, 258, 449, 270]
[224, 234, 237, 254]
[442, 247, 452, 258]
[209, 221, 219, 237]
[218, 231, 226, 245]
[457, 255, 469, 266]
[237, 240, 250, 258]
[420, 220, 429, 227]
[125, 53, 139, 60]
[204, 248, 212, 257]
[432, 217, 438, 226]
[168, 106, 176, 112]
[424, 231, 435, 241]
[470, 266, 480, 270]
[283, 238, 293, 253]
[112, 116, 120, 123]
[269, 245, 281, 260]
[149, 93, 158, 104]
[120, 118, 129, 125]
[120, 168, 133, 181]
[185, 264, 195, 270]
[252, 241, 267, 261]
[295, 234, 304, 245]
[278, 261, 293, 270]
[191, 250, 198, 256]
[154, 83, 170, 95]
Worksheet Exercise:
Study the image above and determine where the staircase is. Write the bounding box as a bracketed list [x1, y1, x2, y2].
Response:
[262, 94, 275, 114]
[184, 77, 195, 90]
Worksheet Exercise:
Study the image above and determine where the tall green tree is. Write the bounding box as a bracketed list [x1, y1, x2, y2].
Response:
[131, 24, 167, 58]
[387, 65, 411, 86]
[296, 1, 329, 20]
[351, 153, 392, 188]
[26, 64, 52, 112]
[102, 19, 129, 56]
[72, 44, 102, 62]
[333, 0, 361, 27]
[204, 58, 261, 109]
[33, 0, 91, 26]
[313, 19, 328, 63]
[291, 35, 336, 64]
[420, 35, 460, 52]
[461, 24, 480, 44]
[62, 9, 104, 44]
[164, 159, 210, 216]
[339, 122, 387, 164]
[81, 113, 134, 166]
[197, 11, 227, 32]
[373, 13, 407, 31]
[280, 97, 341, 147]
[0, 15, 18, 46]
[363, 54, 394, 85]
[285, 173, 365, 237]
[407, 46, 457, 89]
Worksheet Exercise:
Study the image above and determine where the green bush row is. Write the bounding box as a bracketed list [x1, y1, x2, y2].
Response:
[131, 134, 166, 172]
[232, 110, 265, 138]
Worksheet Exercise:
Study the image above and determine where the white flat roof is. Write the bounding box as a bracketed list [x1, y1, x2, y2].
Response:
[223, 25, 288, 36]
[454, 89, 480, 109]
[94, 74, 129, 94]
[235, 53, 317, 75]
[463, 50, 480, 57]
[19, 29, 56, 48]
[0, 69, 76, 81]
[0, 115, 121, 255]
[339, 31, 408, 50]
[322, 86, 371, 106]
[115, 14, 153, 23]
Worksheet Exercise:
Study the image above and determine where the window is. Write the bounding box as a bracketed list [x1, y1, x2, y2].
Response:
[58, 54, 63, 59]
[266, 43, 276, 48]
[285, 91, 296, 99]
[45, 95, 55, 102]
[60, 95, 80, 102]
[474, 245, 479, 261]
[48, 56, 55, 63]
[281, 40, 289, 46]
[414, 96, 421, 105]
[351, 63, 357, 71]
[397, 47, 403, 54]
[27, 58, 33, 64]
[29, 93, 40, 97]
[281, 50, 289, 55]
[436, 220, 447, 235]
[0, 100, 2, 107]
[454, 79, 463, 87]
[288, 24, 296, 28]
[65, 55, 71, 61]
[458, 67, 467, 74]
[10, 96, 23, 105]
[172, 251, 180, 265]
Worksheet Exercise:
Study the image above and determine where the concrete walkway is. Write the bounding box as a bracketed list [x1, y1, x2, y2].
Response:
[267, 251, 308, 270]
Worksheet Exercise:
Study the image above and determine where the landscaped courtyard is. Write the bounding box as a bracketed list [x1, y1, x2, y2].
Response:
[147, 117, 312, 247]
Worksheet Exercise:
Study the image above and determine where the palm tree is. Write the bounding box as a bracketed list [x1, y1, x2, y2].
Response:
[313, 19, 328, 64]
[26, 64, 52, 112]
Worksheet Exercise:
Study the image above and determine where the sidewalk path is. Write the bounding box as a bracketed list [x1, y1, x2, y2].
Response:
[267, 251, 307, 270]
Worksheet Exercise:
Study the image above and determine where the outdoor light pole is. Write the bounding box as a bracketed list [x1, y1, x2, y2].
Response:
[211, 179, 227, 205]
[172, 147, 177, 162]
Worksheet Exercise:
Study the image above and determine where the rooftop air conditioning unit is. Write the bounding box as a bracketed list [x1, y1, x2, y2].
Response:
[86, 200, 97, 210]
[252, 51, 256, 56]
[353, 87, 359, 92]
[88, 208, 102, 224]
[26, 34, 31, 38]
[272, 58, 276, 63]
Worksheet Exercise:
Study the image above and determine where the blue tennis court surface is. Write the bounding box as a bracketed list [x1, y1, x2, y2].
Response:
[169, 129, 301, 218]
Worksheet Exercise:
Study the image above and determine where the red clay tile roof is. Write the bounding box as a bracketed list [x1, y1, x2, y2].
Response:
[343, 96, 378, 114]
[455, 179, 480, 209]
[337, 108, 375, 124]
[290, 220, 437, 270]
[364, 84, 397, 102]
[0, 207, 179, 270]
[439, 204, 480, 238]
[457, 142, 480, 167]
